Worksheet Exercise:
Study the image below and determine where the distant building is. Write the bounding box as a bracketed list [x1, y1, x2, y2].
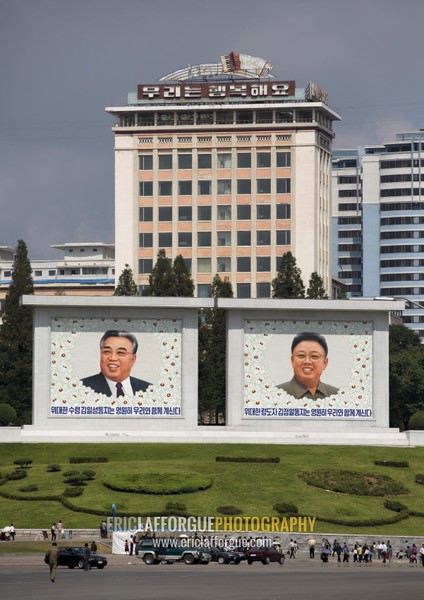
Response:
[0, 243, 115, 304]
[106, 52, 341, 297]
[332, 130, 424, 339]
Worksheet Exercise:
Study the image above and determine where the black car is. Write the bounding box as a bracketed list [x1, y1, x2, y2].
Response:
[44, 546, 108, 569]
[207, 547, 246, 565]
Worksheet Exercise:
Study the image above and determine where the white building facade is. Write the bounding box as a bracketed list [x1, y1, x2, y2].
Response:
[106, 53, 341, 298]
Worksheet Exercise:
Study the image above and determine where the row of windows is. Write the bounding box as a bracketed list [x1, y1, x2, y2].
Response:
[381, 245, 424, 254]
[381, 231, 424, 240]
[140, 204, 291, 222]
[380, 259, 424, 268]
[381, 202, 424, 211]
[139, 230, 291, 247]
[338, 203, 362, 211]
[338, 271, 362, 279]
[338, 257, 362, 265]
[381, 216, 424, 225]
[381, 174, 424, 183]
[338, 244, 362, 251]
[338, 230, 362, 239]
[139, 179, 291, 196]
[139, 152, 291, 171]
[338, 189, 361, 198]
[338, 176, 359, 184]
[381, 286, 424, 296]
[381, 159, 424, 169]
[381, 273, 424, 282]
[337, 216, 362, 225]
[381, 188, 423, 198]
[2, 268, 111, 278]
[139, 256, 285, 275]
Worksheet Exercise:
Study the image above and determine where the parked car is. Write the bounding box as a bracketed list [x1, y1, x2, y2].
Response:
[137, 538, 211, 565]
[245, 545, 285, 565]
[44, 546, 108, 569]
[205, 546, 246, 565]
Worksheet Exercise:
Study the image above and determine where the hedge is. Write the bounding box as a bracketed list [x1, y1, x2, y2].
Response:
[215, 457, 280, 463]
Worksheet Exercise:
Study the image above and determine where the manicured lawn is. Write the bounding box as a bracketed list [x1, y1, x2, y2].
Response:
[1, 443, 424, 535]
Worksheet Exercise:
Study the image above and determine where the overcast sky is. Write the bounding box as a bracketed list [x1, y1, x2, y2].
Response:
[1, 0, 423, 259]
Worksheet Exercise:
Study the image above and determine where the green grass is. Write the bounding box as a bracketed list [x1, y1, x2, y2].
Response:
[2, 443, 424, 535]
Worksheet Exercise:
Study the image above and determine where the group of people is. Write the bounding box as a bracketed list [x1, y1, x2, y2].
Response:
[0, 524, 15, 541]
[319, 538, 424, 565]
[50, 520, 63, 541]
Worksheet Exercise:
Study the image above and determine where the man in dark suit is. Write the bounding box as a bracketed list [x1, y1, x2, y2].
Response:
[81, 330, 151, 397]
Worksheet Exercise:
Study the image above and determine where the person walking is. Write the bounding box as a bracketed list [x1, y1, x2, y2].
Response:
[45, 542, 59, 582]
[83, 542, 91, 571]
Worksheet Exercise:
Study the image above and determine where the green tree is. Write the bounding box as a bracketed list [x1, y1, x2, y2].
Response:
[114, 263, 138, 296]
[0, 240, 34, 424]
[0, 402, 17, 426]
[306, 272, 328, 299]
[172, 255, 194, 297]
[142, 249, 176, 296]
[389, 324, 424, 429]
[272, 251, 305, 299]
[198, 275, 233, 425]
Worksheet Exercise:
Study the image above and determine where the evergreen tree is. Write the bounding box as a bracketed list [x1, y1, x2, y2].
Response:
[114, 263, 139, 296]
[389, 323, 424, 429]
[198, 275, 233, 425]
[0, 240, 34, 424]
[142, 249, 176, 296]
[172, 255, 194, 297]
[306, 272, 328, 299]
[272, 251, 305, 299]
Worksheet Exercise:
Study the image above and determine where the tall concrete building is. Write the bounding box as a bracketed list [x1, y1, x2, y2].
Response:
[332, 130, 424, 339]
[106, 52, 341, 297]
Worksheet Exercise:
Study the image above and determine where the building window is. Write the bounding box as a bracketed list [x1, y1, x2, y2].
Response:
[237, 283, 251, 298]
[198, 232, 211, 247]
[139, 181, 153, 196]
[218, 231, 231, 246]
[237, 231, 251, 246]
[237, 153, 251, 168]
[197, 258, 211, 273]
[237, 205, 251, 220]
[198, 154, 211, 169]
[217, 205, 231, 220]
[139, 259, 153, 274]
[34, 270, 42, 277]
[257, 205, 271, 220]
[217, 257, 231, 272]
[257, 257, 271, 272]
[198, 206, 211, 220]
[197, 284, 212, 298]
[237, 257, 251, 272]
[179, 206, 192, 221]
[198, 180, 211, 195]
[257, 179, 271, 194]
[139, 155, 153, 170]
[139, 233, 153, 247]
[159, 206, 172, 221]
[277, 230, 291, 245]
[139, 206, 153, 221]
[257, 230, 271, 245]
[277, 152, 291, 167]
[277, 178, 291, 193]
[178, 154, 192, 169]
[276, 204, 291, 219]
[237, 179, 251, 194]
[178, 232, 192, 247]
[159, 154, 172, 169]
[217, 153, 231, 169]
[158, 232, 172, 247]
[257, 282, 271, 298]
[257, 152, 271, 168]
[179, 181, 192, 195]
[159, 181, 172, 195]
[48, 270, 55, 276]
[217, 180, 231, 194]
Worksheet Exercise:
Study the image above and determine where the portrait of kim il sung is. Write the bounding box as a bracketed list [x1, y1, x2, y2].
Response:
[81, 330, 151, 398]
[277, 332, 339, 401]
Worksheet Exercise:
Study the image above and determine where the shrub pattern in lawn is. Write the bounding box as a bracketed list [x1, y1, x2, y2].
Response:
[216, 505, 242, 515]
[103, 472, 212, 495]
[299, 470, 409, 496]
[273, 502, 299, 514]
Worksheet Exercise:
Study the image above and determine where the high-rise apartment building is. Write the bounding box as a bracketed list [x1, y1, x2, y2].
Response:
[332, 130, 424, 339]
[106, 53, 340, 297]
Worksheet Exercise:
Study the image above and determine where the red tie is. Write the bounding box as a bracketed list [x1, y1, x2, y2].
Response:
[116, 382, 124, 397]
